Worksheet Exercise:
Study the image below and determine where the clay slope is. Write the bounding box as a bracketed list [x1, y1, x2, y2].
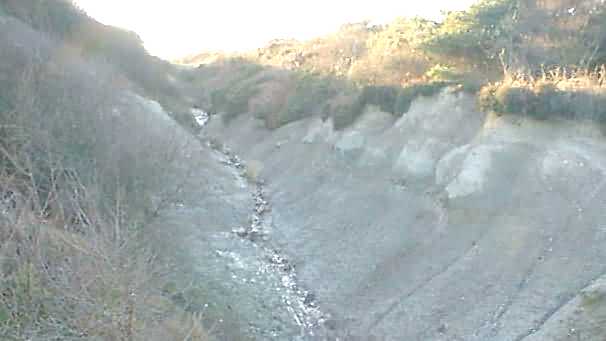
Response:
[205, 90, 606, 340]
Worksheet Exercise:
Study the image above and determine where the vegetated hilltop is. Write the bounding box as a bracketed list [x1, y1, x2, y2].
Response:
[183, 0, 606, 131]
[0, 1, 217, 339]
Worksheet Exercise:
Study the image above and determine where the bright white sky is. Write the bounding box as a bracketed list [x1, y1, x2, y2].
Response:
[75, 0, 477, 60]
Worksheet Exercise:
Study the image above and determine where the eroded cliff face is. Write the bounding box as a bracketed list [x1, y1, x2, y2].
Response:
[204, 89, 606, 340]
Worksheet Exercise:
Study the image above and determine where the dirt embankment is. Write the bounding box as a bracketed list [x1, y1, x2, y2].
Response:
[204, 89, 606, 340]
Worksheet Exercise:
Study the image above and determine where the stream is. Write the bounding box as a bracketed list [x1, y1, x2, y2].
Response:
[192, 109, 329, 339]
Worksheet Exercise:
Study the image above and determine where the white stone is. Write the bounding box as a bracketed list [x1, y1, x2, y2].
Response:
[335, 131, 365, 153]
[445, 145, 502, 198]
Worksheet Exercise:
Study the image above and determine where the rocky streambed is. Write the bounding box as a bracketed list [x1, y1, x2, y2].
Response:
[192, 112, 329, 340]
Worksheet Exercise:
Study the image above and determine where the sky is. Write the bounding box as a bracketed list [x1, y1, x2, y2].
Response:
[75, 0, 477, 60]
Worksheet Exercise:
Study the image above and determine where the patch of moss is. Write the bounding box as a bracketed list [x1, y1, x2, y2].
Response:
[581, 291, 606, 310]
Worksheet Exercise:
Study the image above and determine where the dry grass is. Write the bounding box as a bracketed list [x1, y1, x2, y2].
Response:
[0, 181, 211, 341]
[503, 66, 606, 91]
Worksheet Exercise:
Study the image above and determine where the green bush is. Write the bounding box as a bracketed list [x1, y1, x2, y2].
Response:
[494, 84, 535, 115]
[479, 74, 606, 123]
[228, 85, 258, 115]
[461, 78, 483, 93]
[393, 87, 415, 115]
[492, 83, 557, 120]
[533, 83, 567, 118]
[203, 61, 267, 122]
[392, 83, 448, 116]
[210, 83, 260, 122]
[274, 75, 337, 127]
[415, 82, 448, 97]
[331, 94, 364, 130]
[360, 85, 399, 113]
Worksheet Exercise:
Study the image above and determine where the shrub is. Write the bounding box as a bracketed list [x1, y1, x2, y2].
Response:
[425, 64, 462, 82]
[461, 78, 483, 93]
[393, 87, 415, 115]
[331, 92, 364, 130]
[479, 70, 606, 123]
[360, 85, 399, 113]
[203, 60, 268, 122]
[532, 82, 567, 118]
[494, 84, 536, 115]
[414, 82, 448, 97]
[212, 84, 259, 123]
[392, 83, 448, 116]
[272, 74, 338, 127]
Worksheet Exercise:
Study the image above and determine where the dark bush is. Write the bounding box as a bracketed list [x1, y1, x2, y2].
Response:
[209, 82, 260, 123]
[393, 87, 415, 115]
[275, 75, 338, 127]
[360, 85, 399, 113]
[392, 83, 448, 116]
[533, 83, 567, 118]
[331, 94, 364, 130]
[494, 84, 535, 115]
[479, 74, 606, 124]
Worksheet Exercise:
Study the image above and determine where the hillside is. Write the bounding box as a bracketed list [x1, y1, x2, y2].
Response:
[0, 1, 226, 339]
